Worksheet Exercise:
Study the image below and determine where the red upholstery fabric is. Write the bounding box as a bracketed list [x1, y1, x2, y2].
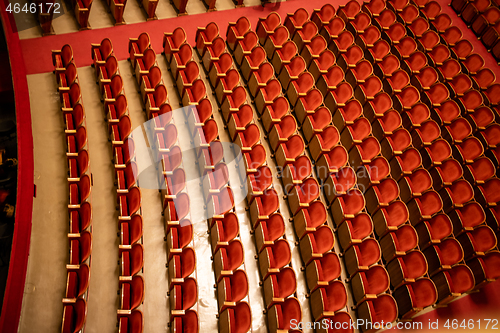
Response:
[407, 168, 432, 194]
[427, 214, 452, 240]
[411, 278, 437, 308]
[383, 200, 409, 228]
[455, 137, 484, 162]
[455, 202, 486, 230]
[394, 225, 418, 252]
[417, 190, 442, 216]
[437, 238, 463, 266]
[368, 294, 398, 324]
[347, 213, 373, 240]
[401, 250, 427, 278]
[447, 265, 475, 293]
[341, 189, 365, 215]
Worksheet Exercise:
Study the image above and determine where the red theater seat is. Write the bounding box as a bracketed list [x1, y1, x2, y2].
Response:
[310, 281, 348, 320]
[129, 32, 150, 67]
[365, 177, 400, 213]
[249, 188, 280, 228]
[398, 168, 432, 203]
[459, 225, 497, 260]
[210, 212, 239, 252]
[345, 60, 373, 87]
[292, 21, 317, 53]
[375, 9, 397, 31]
[363, 91, 392, 121]
[64, 263, 90, 302]
[344, 238, 381, 276]
[254, 213, 285, 253]
[380, 225, 419, 262]
[320, 17, 346, 42]
[339, 0, 361, 21]
[120, 243, 144, 282]
[196, 22, 219, 57]
[262, 267, 296, 308]
[415, 214, 453, 249]
[398, 4, 419, 24]
[363, 0, 386, 17]
[242, 144, 266, 173]
[278, 56, 306, 90]
[401, 103, 429, 129]
[329, 31, 355, 56]
[284, 7, 309, 36]
[256, 12, 282, 45]
[299, 225, 335, 265]
[387, 250, 428, 288]
[208, 53, 232, 88]
[169, 310, 196, 333]
[133, 49, 156, 84]
[233, 31, 259, 66]
[169, 277, 197, 321]
[53, 44, 74, 72]
[424, 238, 463, 276]
[442, 26, 463, 47]
[454, 137, 484, 164]
[347, 12, 371, 37]
[254, 79, 282, 115]
[354, 76, 383, 105]
[90, 39, 112, 68]
[217, 270, 249, 312]
[248, 63, 274, 98]
[119, 275, 144, 313]
[163, 28, 186, 63]
[451, 39, 474, 61]
[213, 239, 244, 282]
[372, 200, 409, 237]
[305, 252, 341, 291]
[418, 30, 440, 52]
[374, 54, 400, 79]
[467, 251, 500, 288]
[432, 265, 475, 305]
[287, 178, 320, 215]
[408, 190, 443, 225]
[337, 213, 373, 250]
[312, 4, 336, 29]
[394, 278, 437, 319]
[475, 177, 500, 207]
[477, 123, 500, 149]
[167, 247, 195, 289]
[287, 72, 315, 107]
[450, 202, 486, 236]
[301, 36, 328, 69]
[323, 166, 356, 203]
[316, 146, 349, 181]
[62, 298, 87, 333]
[268, 297, 302, 333]
[302, 107, 332, 142]
[464, 157, 495, 185]
[227, 17, 251, 51]
[366, 40, 391, 64]
[275, 135, 305, 169]
[332, 100, 362, 133]
[384, 69, 410, 95]
[357, 295, 398, 331]
[351, 265, 389, 305]
[219, 301, 251, 333]
[258, 239, 291, 280]
[271, 41, 298, 75]
[261, 97, 289, 133]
